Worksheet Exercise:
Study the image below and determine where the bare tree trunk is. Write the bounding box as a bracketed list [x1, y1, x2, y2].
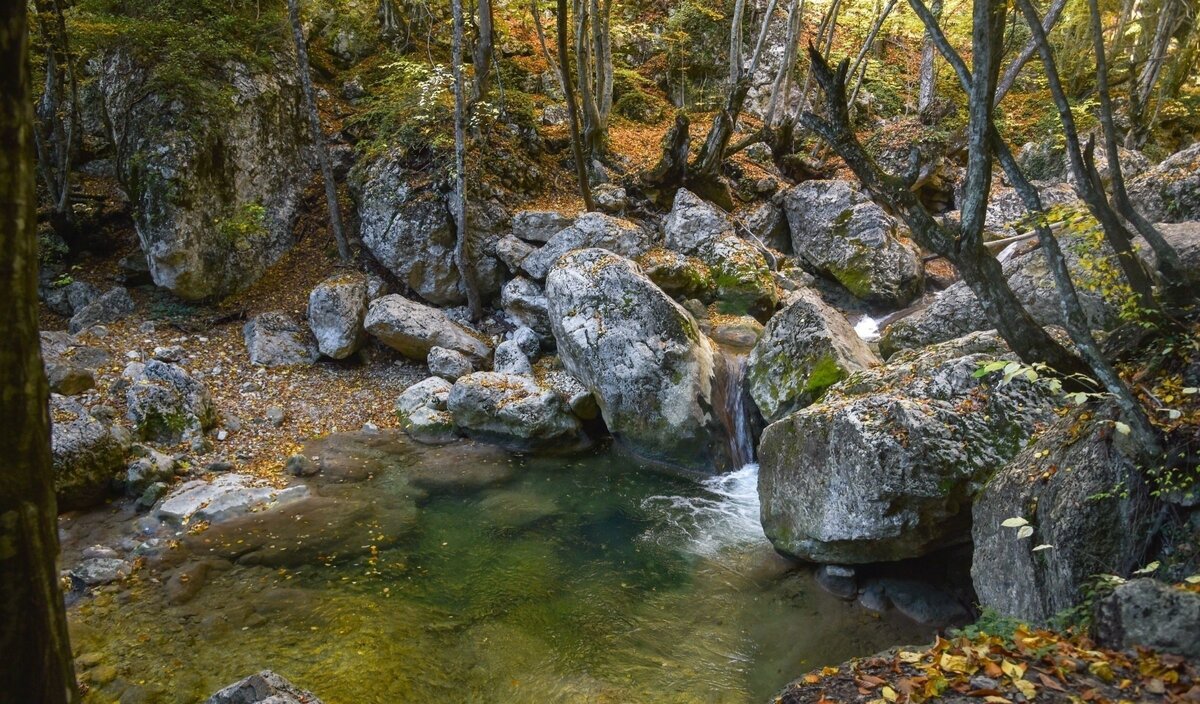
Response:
[848, 0, 900, 110]
[910, 0, 1163, 456]
[1128, 0, 1181, 147]
[729, 0, 747, 81]
[472, 0, 495, 102]
[530, 0, 566, 95]
[288, 0, 350, 262]
[1, 5, 79, 701]
[574, 0, 604, 160]
[917, 0, 943, 115]
[558, 0, 596, 210]
[32, 0, 79, 236]
[763, 0, 806, 127]
[993, 0, 1067, 106]
[452, 0, 483, 319]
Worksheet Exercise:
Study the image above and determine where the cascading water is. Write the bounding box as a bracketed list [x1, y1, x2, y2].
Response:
[712, 346, 757, 469]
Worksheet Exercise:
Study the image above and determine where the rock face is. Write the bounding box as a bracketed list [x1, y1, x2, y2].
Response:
[521, 212, 653, 280]
[125, 360, 218, 443]
[95, 51, 311, 300]
[447, 372, 584, 450]
[205, 670, 323, 704]
[971, 405, 1157, 623]
[308, 273, 369, 359]
[744, 201, 791, 253]
[243, 312, 320, 366]
[758, 331, 1058, 563]
[395, 377, 458, 444]
[881, 231, 1123, 356]
[1093, 579, 1200, 658]
[747, 289, 880, 423]
[1128, 142, 1200, 223]
[364, 294, 491, 363]
[68, 286, 134, 333]
[501, 277, 552, 339]
[783, 180, 924, 307]
[546, 248, 726, 471]
[663, 188, 735, 254]
[354, 159, 505, 305]
[51, 395, 131, 510]
[512, 210, 573, 243]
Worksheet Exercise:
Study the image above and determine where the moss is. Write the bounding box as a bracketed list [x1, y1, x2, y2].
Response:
[803, 355, 848, 395]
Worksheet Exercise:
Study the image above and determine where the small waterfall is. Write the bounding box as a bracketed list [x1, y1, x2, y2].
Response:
[712, 346, 756, 469]
[642, 463, 767, 557]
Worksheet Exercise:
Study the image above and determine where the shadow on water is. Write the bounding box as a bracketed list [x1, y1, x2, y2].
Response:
[64, 434, 941, 704]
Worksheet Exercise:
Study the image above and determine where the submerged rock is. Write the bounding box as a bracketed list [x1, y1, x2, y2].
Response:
[783, 180, 924, 307]
[758, 330, 1058, 563]
[747, 288, 879, 423]
[447, 372, 584, 451]
[546, 248, 727, 471]
[365, 294, 491, 364]
[307, 273, 369, 359]
[205, 670, 323, 704]
[155, 473, 309, 527]
[971, 404, 1157, 623]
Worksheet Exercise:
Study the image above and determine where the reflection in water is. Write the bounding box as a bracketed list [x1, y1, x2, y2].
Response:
[66, 443, 932, 704]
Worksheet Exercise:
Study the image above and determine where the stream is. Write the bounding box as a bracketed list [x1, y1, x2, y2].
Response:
[63, 437, 935, 703]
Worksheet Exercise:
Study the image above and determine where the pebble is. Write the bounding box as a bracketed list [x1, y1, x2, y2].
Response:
[124, 350, 140, 360]
[217, 429, 228, 441]
[266, 407, 286, 427]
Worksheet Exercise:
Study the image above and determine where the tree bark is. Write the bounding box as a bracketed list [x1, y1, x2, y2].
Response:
[32, 0, 79, 235]
[917, 0, 943, 115]
[530, 0, 566, 95]
[452, 0, 483, 319]
[763, 0, 806, 127]
[557, 0, 595, 210]
[472, 0, 495, 102]
[287, 0, 351, 262]
[0, 4, 79, 701]
[992, 0, 1066, 107]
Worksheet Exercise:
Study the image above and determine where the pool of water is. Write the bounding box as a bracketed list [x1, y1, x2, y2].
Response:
[65, 436, 933, 703]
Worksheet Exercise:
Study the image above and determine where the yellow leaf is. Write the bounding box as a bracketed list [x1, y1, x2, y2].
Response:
[898, 651, 923, 663]
[940, 653, 972, 674]
[1014, 678, 1037, 699]
[1088, 660, 1115, 682]
[882, 686, 898, 702]
[1002, 660, 1027, 680]
[983, 697, 1013, 704]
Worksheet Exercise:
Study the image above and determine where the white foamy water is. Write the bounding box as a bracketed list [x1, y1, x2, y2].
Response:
[854, 315, 881, 341]
[641, 464, 768, 558]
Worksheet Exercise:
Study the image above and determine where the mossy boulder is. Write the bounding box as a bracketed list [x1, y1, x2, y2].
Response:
[638, 248, 716, 301]
[758, 330, 1058, 564]
[125, 360, 218, 444]
[747, 288, 880, 423]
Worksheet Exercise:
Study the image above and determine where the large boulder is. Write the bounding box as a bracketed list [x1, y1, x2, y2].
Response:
[546, 249, 728, 471]
[67, 286, 134, 334]
[50, 395, 131, 510]
[205, 671, 323, 704]
[1128, 142, 1200, 223]
[521, 212, 653, 280]
[637, 248, 716, 301]
[881, 230, 1125, 356]
[747, 288, 880, 423]
[243, 312, 320, 366]
[394, 377, 458, 444]
[512, 210, 573, 243]
[663, 188, 735, 254]
[364, 294, 491, 364]
[307, 273, 369, 359]
[501, 276, 552, 339]
[1093, 579, 1200, 658]
[758, 330, 1058, 563]
[971, 404, 1158, 623]
[447, 372, 585, 451]
[354, 160, 506, 305]
[783, 180, 924, 307]
[95, 51, 311, 300]
[125, 360, 218, 444]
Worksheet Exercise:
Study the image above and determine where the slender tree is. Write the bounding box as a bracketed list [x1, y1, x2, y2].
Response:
[31, 0, 79, 238]
[992, 0, 1067, 106]
[452, 0, 484, 319]
[287, 0, 351, 262]
[471, 0, 495, 102]
[916, 0, 942, 116]
[557, 0, 596, 209]
[1, 3, 79, 701]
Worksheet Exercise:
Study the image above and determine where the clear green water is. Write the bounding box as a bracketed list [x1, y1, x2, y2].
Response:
[67, 442, 931, 704]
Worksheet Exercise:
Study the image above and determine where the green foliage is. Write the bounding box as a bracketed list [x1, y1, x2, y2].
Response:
[663, 0, 729, 110]
[214, 202, 268, 252]
[953, 608, 1025, 646]
[349, 55, 455, 163]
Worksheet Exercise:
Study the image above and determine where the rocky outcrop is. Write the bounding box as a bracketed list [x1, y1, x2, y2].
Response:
[1093, 579, 1200, 658]
[546, 248, 727, 471]
[95, 51, 312, 299]
[447, 372, 584, 451]
[783, 180, 924, 307]
[743, 200, 790, 253]
[881, 230, 1124, 356]
[125, 360, 218, 444]
[205, 670, 323, 704]
[747, 288, 880, 423]
[243, 312, 320, 366]
[521, 212, 653, 280]
[758, 331, 1058, 563]
[42, 280, 100, 318]
[512, 210, 573, 243]
[308, 273, 369, 359]
[51, 395, 131, 510]
[971, 404, 1157, 623]
[1128, 142, 1200, 223]
[364, 294, 491, 363]
[395, 377, 458, 444]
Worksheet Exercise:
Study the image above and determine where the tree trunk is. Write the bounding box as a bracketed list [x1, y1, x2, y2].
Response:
[763, 0, 805, 127]
[992, 0, 1066, 106]
[32, 0, 79, 236]
[557, 0, 595, 210]
[530, 0, 566, 95]
[472, 0, 495, 102]
[848, 0, 900, 110]
[1128, 0, 1181, 147]
[917, 0, 942, 116]
[287, 0, 351, 262]
[0, 5, 79, 701]
[452, 0, 483, 320]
